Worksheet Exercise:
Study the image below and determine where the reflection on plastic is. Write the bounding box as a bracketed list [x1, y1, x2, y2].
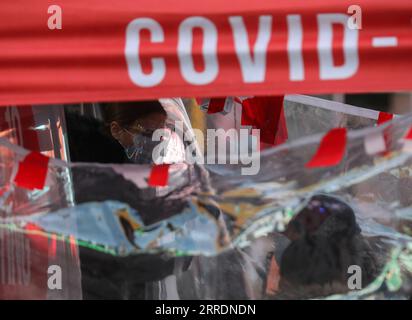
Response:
[2, 96, 412, 299]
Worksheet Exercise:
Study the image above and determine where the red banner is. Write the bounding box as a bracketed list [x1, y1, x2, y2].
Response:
[0, 0, 411, 106]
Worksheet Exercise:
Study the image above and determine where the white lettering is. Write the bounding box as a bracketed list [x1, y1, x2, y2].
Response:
[229, 15, 272, 83]
[125, 18, 166, 87]
[317, 14, 359, 80]
[178, 17, 219, 85]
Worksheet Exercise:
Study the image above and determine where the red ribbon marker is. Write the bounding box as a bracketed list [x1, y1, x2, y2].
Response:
[14, 151, 49, 190]
[404, 127, 412, 140]
[207, 98, 226, 114]
[241, 96, 287, 146]
[148, 164, 170, 187]
[306, 128, 347, 168]
[195, 98, 203, 106]
[377, 112, 394, 125]
[376, 111, 394, 154]
[402, 127, 412, 153]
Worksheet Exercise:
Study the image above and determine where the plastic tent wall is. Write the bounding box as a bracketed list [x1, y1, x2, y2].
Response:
[1, 96, 412, 299]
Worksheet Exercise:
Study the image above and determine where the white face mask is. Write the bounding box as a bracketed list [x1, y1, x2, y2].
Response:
[124, 126, 186, 165]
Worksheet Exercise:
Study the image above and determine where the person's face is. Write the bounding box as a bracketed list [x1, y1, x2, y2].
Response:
[283, 197, 332, 241]
[110, 112, 167, 147]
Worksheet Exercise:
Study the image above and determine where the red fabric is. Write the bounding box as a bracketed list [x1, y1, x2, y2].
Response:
[241, 96, 287, 145]
[405, 127, 412, 140]
[376, 112, 394, 154]
[377, 112, 394, 125]
[14, 152, 49, 190]
[207, 98, 226, 114]
[148, 164, 170, 187]
[306, 128, 347, 168]
[0, 0, 411, 106]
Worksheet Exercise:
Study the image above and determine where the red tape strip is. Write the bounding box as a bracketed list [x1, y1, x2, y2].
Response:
[377, 112, 394, 154]
[405, 127, 412, 140]
[306, 128, 347, 168]
[148, 164, 170, 187]
[14, 151, 49, 190]
[377, 112, 394, 125]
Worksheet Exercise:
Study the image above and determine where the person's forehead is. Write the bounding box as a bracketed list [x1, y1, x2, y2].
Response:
[130, 113, 167, 129]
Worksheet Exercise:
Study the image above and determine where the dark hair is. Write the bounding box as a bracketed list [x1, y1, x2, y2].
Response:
[65, 112, 128, 164]
[277, 194, 382, 298]
[100, 100, 167, 128]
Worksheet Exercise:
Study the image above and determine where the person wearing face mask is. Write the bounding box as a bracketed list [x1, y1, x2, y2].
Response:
[65, 100, 229, 299]
[100, 100, 169, 164]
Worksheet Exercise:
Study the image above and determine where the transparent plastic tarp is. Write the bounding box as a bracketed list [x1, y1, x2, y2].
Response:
[0, 141, 81, 299]
[1, 96, 412, 299]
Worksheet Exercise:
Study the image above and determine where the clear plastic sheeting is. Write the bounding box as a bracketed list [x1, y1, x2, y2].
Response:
[0, 140, 81, 299]
[204, 94, 379, 142]
[1, 95, 412, 299]
[283, 95, 379, 139]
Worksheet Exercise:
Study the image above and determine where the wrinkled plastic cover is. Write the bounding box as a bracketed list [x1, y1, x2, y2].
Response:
[1, 96, 412, 299]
